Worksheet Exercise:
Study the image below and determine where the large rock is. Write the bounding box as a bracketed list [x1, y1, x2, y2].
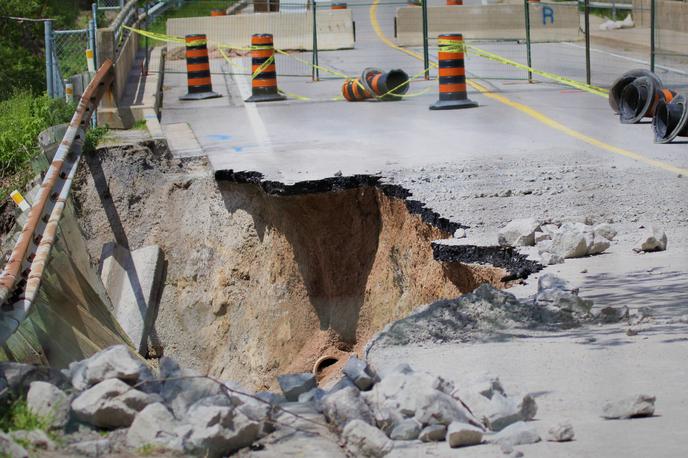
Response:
[0, 362, 70, 398]
[322, 386, 374, 429]
[419, 424, 446, 442]
[341, 419, 393, 457]
[446, 422, 483, 448]
[634, 226, 667, 252]
[498, 218, 540, 247]
[183, 398, 260, 457]
[593, 223, 617, 241]
[158, 356, 223, 417]
[100, 244, 165, 355]
[587, 234, 611, 256]
[9, 429, 55, 451]
[26, 381, 70, 429]
[364, 370, 478, 435]
[389, 418, 421, 440]
[602, 395, 656, 419]
[343, 356, 376, 391]
[71, 378, 160, 428]
[277, 373, 317, 402]
[547, 422, 575, 442]
[66, 345, 154, 391]
[68, 439, 112, 457]
[484, 393, 537, 431]
[0, 431, 28, 458]
[489, 421, 541, 447]
[126, 402, 184, 451]
[550, 226, 589, 259]
[535, 274, 592, 315]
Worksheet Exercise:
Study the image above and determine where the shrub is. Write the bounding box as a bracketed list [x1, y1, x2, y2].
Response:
[0, 91, 74, 200]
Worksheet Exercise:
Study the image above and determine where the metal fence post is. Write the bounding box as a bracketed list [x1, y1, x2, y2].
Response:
[650, 0, 655, 72]
[45, 20, 54, 97]
[421, 0, 429, 80]
[120, 0, 125, 8]
[584, 0, 591, 85]
[92, 2, 99, 67]
[312, 0, 320, 81]
[524, 0, 532, 83]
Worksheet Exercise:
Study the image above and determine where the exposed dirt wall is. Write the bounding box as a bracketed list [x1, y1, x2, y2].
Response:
[72, 142, 505, 390]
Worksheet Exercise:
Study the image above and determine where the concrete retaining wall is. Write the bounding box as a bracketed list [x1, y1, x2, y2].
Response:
[166, 10, 354, 51]
[396, 3, 580, 46]
[97, 8, 145, 129]
[633, 0, 688, 32]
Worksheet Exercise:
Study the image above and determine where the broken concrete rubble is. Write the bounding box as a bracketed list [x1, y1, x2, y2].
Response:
[419, 424, 447, 442]
[446, 421, 483, 447]
[0, 431, 28, 458]
[489, 421, 541, 447]
[277, 372, 316, 402]
[547, 421, 575, 442]
[341, 419, 393, 457]
[634, 226, 668, 252]
[498, 218, 541, 247]
[343, 356, 376, 391]
[602, 395, 656, 419]
[322, 386, 375, 429]
[26, 381, 70, 429]
[66, 345, 154, 391]
[71, 378, 161, 429]
[389, 418, 421, 440]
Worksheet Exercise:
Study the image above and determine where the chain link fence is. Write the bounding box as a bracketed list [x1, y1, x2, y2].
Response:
[653, 0, 688, 89]
[98, 0, 126, 10]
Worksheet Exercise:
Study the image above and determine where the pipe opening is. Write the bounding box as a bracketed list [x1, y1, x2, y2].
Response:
[313, 355, 339, 376]
[384, 70, 410, 98]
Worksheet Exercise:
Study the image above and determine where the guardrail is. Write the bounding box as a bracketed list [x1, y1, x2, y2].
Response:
[0, 61, 114, 346]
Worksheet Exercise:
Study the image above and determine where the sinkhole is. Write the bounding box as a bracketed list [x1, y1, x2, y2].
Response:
[72, 141, 536, 390]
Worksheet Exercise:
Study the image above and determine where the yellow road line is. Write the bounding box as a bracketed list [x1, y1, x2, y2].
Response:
[368, 0, 688, 175]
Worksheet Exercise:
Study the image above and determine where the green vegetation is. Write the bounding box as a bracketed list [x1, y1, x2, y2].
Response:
[133, 119, 148, 130]
[0, 91, 74, 201]
[84, 126, 110, 154]
[0, 399, 52, 434]
[137, 443, 165, 455]
[146, 0, 237, 37]
[0, 1, 90, 99]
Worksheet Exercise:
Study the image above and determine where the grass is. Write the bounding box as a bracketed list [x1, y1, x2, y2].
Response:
[137, 443, 165, 455]
[0, 91, 74, 201]
[85, 126, 110, 154]
[133, 119, 148, 130]
[0, 399, 52, 434]
[146, 0, 237, 38]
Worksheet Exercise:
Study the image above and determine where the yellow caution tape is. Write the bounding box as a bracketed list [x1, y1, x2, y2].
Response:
[436, 39, 608, 97]
[126, 25, 608, 98]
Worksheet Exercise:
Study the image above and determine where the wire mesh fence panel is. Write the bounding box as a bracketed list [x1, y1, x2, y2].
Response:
[53, 30, 91, 86]
[98, 0, 125, 9]
[654, 0, 688, 90]
[157, 0, 316, 78]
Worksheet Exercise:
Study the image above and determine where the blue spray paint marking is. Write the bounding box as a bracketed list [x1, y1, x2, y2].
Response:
[543, 6, 554, 25]
[206, 134, 233, 141]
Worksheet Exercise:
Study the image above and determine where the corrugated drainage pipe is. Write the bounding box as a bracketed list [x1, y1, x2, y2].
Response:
[652, 94, 688, 144]
[609, 69, 662, 114]
[361, 67, 410, 101]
